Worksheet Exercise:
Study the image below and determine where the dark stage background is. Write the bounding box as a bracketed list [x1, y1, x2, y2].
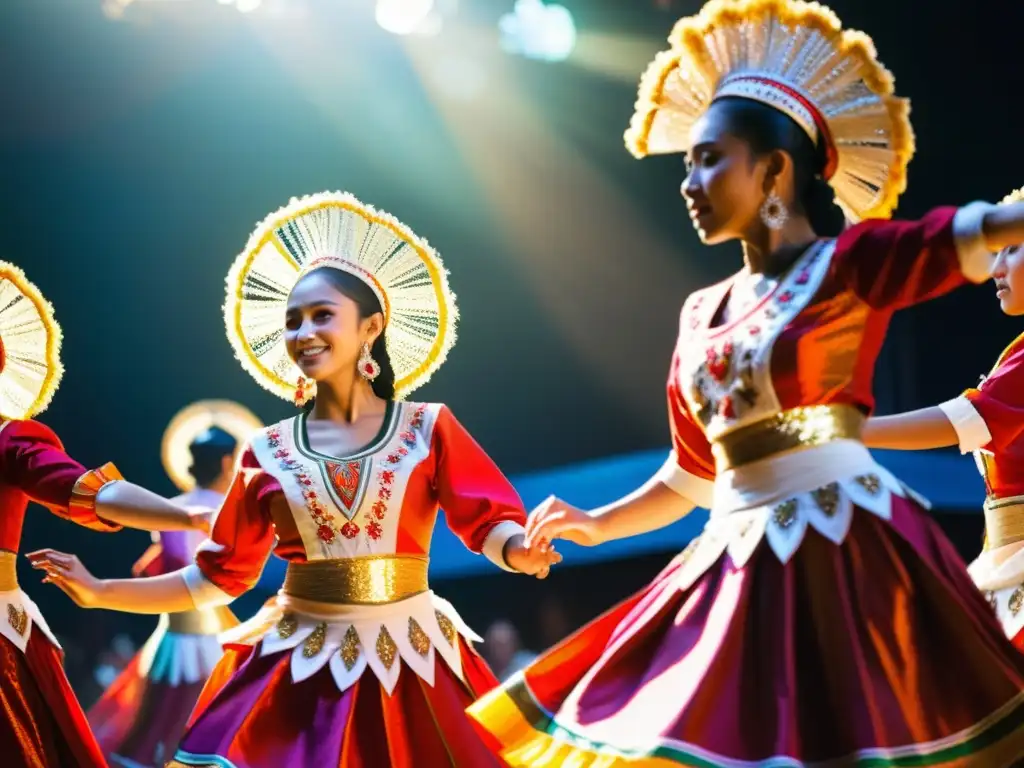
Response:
[1, 0, 1021, 702]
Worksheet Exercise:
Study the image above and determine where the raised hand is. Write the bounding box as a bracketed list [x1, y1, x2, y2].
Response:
[524, 495, 602, 549]
[26, 549, 104, 608]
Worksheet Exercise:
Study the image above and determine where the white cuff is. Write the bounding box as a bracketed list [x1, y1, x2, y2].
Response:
[655, 451, 715, 509]
[938, 395, 992, 454]
[953, 202, 998, 283]
[180, 565, 236, 608]
[481, 520, 527, 572]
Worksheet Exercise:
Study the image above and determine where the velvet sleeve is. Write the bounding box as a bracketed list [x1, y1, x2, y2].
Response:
[180, 446, 281, 606]
[831, 204, 995, 311]
[939, 342, 1024, 455]
[432, 406, 527, 572]
[0, 419, 122, 531]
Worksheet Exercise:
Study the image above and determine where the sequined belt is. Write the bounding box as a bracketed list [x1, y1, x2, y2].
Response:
[281, 555, 429, 606]
[984, 495, 1024, 550]
[166, 605, 238, 635]
[0, 551, 17, 592]
[711, 405, 865, 472]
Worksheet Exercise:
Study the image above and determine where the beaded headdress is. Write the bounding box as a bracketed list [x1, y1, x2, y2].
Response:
[0, 262, 63, 421]
[625, 0, 915, 222]
[225, 191, 458, 402]
[161, 400, 263, 492]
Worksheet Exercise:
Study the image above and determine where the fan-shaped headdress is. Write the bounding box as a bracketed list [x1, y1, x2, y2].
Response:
[0, 262, 63, 421]
[625, 0, 915, 222]
[161, 400, 263, 492]
[225, 191, 457, 403]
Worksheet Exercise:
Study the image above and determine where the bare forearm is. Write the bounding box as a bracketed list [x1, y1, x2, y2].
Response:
[95, 481, 194, 531]
[590, 477, 696, 543]
[984, 202, 1024, 251]
[93, 571, 197, 614]
[863, 407, 958, 451]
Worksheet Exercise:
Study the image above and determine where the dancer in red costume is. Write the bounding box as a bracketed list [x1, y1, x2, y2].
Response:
[468, 2, 1024, 764]
[866, 187, 1024, 652]
[87, 400, 262, 767]
[32, 192, 561, 768]
[0, 261, 212, 767]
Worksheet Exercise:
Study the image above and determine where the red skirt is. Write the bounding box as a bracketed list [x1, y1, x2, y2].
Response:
[0, 630, 106, 767]
[469, 499, 1024, 766]
[168, 637, 507, 767]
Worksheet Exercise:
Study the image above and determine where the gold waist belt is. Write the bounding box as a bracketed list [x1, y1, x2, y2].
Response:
[282, 555, 429, 606]
[712, 405, 865, 472]
[0, 551, 17, 592]
[984, 495, 1024, 550]
[166, 606, 238, 635]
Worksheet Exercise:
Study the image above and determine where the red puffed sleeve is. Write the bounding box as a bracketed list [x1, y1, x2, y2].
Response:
[181, 445, 280, 606]
[939, 338, 1024, 455]
[0, 419, 121, 531]
[655, 351, 716, 509]
[432, 405, 527, 572]
[831, 204, 994, 310]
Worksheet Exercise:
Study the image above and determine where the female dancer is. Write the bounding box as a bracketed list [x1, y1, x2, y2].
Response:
[467, 1, 1024, 764]
[863, 186, 1024, 649]
[88, 400, 261, 767]
[32, 191, 561, 767]
[0, 261, 212, 767]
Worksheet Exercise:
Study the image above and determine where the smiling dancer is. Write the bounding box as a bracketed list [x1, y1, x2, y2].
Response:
[32, 191, 561, 767]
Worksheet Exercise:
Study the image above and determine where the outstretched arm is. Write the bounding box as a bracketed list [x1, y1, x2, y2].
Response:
[29, 550, 197, 614]
[432, 406, 560, 576]
[862, 407, 959, 451]
[93, 479, 209, 533]
[1, 420, 207, 533]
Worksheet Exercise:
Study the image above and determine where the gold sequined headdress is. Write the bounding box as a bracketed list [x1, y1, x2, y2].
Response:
[161, 400, 263, 492]
[0, 262, 63, 421]
[625, 0, 915, 222]
[225, 191, 458, 402]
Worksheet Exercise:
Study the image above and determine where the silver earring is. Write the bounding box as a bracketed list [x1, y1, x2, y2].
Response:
[760, 191, 788, 230]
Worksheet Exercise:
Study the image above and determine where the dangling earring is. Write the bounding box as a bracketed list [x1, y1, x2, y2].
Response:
[294, 376, 314, 408]
[760, 190, 788, 230]
[358, 342, 380, 382]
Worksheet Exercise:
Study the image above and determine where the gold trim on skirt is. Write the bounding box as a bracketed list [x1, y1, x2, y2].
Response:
[282, 554, 429, 606]
[712, 404, 865, 471]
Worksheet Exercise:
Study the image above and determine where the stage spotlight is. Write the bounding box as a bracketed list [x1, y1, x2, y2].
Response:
[375, 0, 435, 36]
[499, 0, 576, 63]
[235, 0, 262, 11]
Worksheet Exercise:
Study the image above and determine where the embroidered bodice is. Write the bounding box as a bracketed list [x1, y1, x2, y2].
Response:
[664, 206, 992, 492]
[187, 401, 526, 602]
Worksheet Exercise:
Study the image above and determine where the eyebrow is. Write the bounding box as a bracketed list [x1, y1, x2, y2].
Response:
[285, 300, 340, 313]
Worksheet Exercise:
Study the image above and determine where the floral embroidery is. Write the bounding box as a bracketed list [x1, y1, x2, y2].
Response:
[268, 427, 340, 543]
[359, 404, 429, 538]
[682, 244, 827, 431]
[341, 521, 360, 539]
